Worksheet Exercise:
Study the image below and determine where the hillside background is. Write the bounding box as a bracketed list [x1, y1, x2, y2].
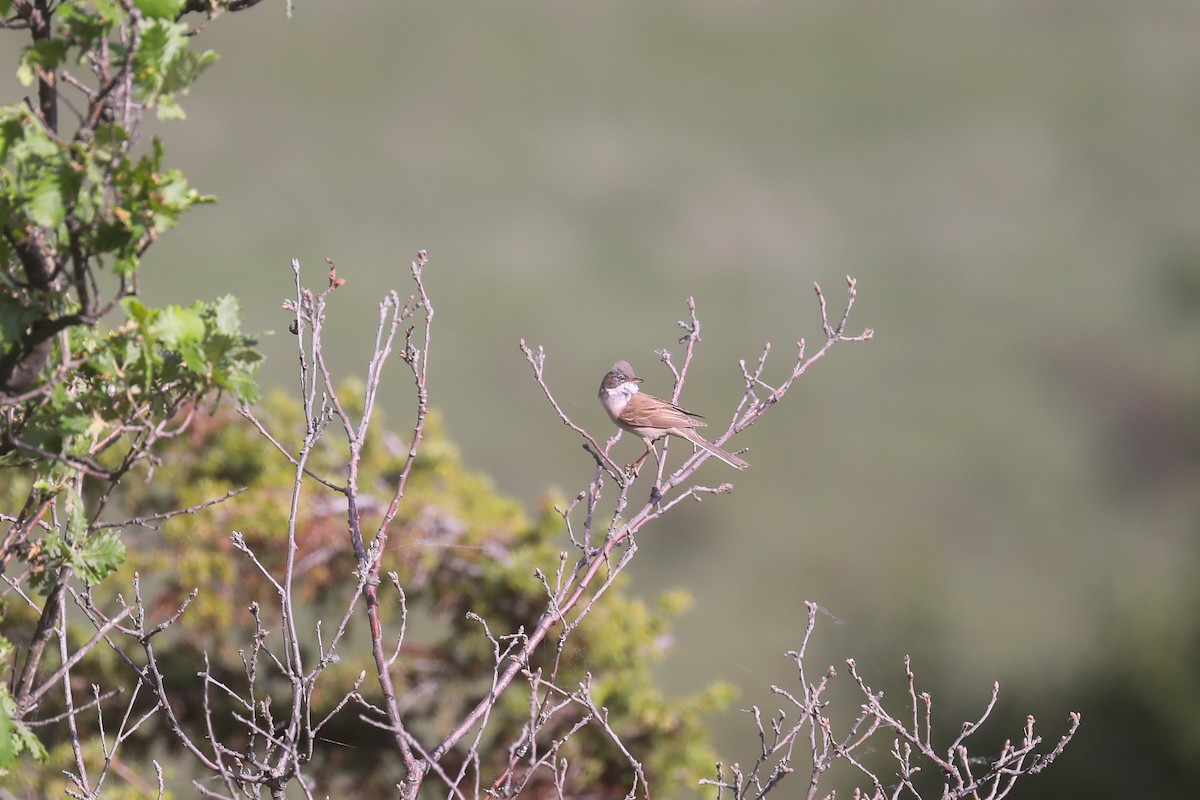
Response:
[5, 2, 1197, 795]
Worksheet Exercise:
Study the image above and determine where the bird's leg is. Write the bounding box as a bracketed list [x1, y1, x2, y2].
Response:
[626, 442, 655, 474]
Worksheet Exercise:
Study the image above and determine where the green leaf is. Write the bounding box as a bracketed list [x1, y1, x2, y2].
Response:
[0, 685, 47, 765]
[113, 253, 139, 277]
[213, 295, 243, 336]
[16, 38, 70, 88]
[92, 0, 124, 21]
[58, 415, 94, 436]
[14, 117, 60, 160]
[93, 219, 133, 255]
[0, 110, 24, 162]
[0, 689, 13, 771]
[26, 173, 67, 227]
[135, 0, 185, 20]
[27, 532, 67, 593]
[91, 121, 130, 150]
[154, 168, 194, 209]
[121, 297, 152, 325]
[135, 19, 187, 85]
[58, 2, 111, 46]
[175, 339, 206, 374]
[64, 488, 88, 540]
[74, 529, 126, 585]
[154, 95, 187, 121]
[223, 369, 262, 404]
[0, 304, 41, 347]
[162, 48, 219, 96]
[20, 38, 71, 75]
[152, 305, 205, 348]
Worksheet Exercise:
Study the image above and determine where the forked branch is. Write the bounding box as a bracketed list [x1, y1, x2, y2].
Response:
[701, 602, 1081, 800]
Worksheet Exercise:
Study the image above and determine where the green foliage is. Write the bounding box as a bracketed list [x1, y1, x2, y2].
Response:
[0, 0, 248, 463]
[0, 0, 261, 460]
[0, 101, 214, 279]
[24, 490, 124, 593]
[0, 696, 11, 773]
[130, 18, 220, 120]
[0, 0, 261, 782]
[0, 687, 44, 776]
[134, 0, 187, 23]
[0, 293, 259, 475]
[3, 392, 727, 796]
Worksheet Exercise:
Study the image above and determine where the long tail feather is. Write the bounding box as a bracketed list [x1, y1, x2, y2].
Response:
[678, 428, 749, 470]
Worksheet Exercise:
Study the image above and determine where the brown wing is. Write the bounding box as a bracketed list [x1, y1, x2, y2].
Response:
[623, 392, 706, 429]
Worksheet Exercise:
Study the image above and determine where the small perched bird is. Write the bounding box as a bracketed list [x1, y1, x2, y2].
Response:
[597, 360, 748, 471]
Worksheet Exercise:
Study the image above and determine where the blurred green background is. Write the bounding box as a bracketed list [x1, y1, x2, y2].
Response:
[7, 1, 1200, 795]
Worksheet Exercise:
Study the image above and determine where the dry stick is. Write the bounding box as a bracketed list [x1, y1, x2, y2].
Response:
[96, 487, 248, 530]
[0, 492, 54, 574]
[492, 670, 554, 793]
[452, 617, 529, 795]
[658, 281, 870, 501]
[576, 672, 650, 800]
[653, 294, 703, 484]
[734, 277, 872, 438]
[372, 259, 436, 793]
[425, 453, 636, 768]
[130, 579, 225, 775]
[267, 266, 338, 787]
[93, 681, 158, 797]
[373, 252, 434, 542]
[520, 340, 626, 482]
[350, 252, 434, 794]
[17, 603, 133, 717]
[506, 711, 595, 796]
[847, 660, 956, 775]
[490, 669, 592, 796]
[13, 565, 68, 713]
[312, 563, 375, 674]
[237, 406, 345, 492]
[22, 689, 120, 729]
[262, 260, 404, 792]
[59, 595, 90, 797]
[836, 657, 1080, 799]
[251, 256, 434, 794]
[200, 654, 245, 798]
[191, 259, 346, 794]
[284, 259, 319, 435]
[428, 280, 870, 776]
[1, 433, 116, 479]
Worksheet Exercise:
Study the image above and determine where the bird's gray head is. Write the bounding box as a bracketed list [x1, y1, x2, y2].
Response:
[598, 360, 642, 395]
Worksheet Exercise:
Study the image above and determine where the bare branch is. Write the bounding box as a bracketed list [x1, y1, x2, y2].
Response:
[704, 602, 1080, 799]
